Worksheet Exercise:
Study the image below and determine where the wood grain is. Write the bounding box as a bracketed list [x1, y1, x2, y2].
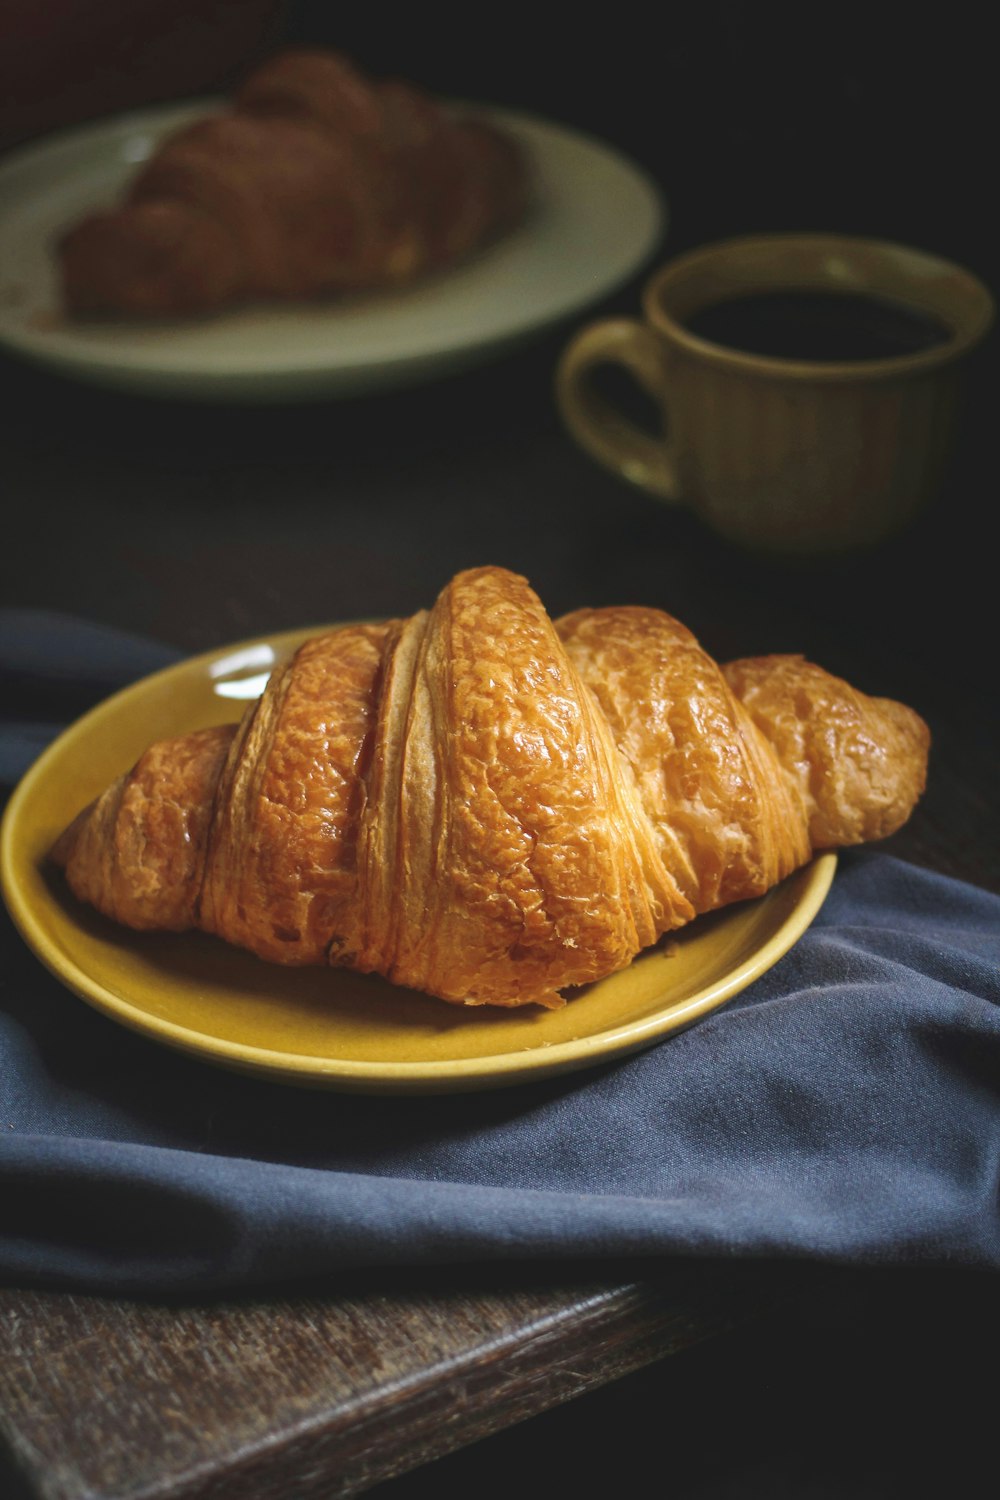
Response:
[0, 1267, 781, 1499]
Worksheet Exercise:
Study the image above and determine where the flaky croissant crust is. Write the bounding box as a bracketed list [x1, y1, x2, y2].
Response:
[52, 567, 929, 1008]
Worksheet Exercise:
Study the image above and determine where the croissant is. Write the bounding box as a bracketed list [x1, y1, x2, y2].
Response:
[57, 48, 528, 318]
[51, 566, 929, 1009]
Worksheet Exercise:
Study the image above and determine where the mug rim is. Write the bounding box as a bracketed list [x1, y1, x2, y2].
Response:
[640, 232, 995, 382]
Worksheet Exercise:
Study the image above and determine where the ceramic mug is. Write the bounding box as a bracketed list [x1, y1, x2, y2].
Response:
[556, 233, 994, 554]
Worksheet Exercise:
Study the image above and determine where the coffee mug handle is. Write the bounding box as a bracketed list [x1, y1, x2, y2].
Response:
[555, 319, 680, 501]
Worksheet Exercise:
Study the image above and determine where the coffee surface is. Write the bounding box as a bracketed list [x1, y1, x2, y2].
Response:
[683, 290, 953, 362]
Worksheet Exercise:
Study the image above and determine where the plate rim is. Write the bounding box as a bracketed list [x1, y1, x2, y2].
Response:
[1, 625, 837, 1094]
[0, 97, 668, 401]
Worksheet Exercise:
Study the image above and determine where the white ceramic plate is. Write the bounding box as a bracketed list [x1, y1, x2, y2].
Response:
[0, 624, 837, 1095]
[0, 100, 667, 401]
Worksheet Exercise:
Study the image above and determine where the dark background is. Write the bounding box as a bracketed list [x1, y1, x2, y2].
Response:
[3, 0, 995, 279]
[4, 1, 993, 297]
[2, 4, 997, 1497]
[289, 0, 994, 284]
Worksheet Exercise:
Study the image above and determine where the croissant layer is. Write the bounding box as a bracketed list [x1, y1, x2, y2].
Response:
[52, 567, 929, 1008]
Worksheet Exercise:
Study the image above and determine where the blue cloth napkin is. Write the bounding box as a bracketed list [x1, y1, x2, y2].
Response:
[2, 609, 998, 1293]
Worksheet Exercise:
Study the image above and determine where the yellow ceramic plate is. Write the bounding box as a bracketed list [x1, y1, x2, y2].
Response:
[0, 627, 836, 1094]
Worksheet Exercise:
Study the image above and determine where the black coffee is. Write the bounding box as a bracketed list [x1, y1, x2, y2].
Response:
[683, 290, 953, 362]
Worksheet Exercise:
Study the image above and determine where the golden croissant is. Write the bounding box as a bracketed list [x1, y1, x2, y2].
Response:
[52, 567, 929, 1009]
[57, 48, 528, 318]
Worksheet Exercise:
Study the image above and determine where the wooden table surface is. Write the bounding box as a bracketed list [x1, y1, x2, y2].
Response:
[1, 13, 997, 1493]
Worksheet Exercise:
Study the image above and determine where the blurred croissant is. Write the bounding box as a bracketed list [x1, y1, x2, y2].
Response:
[57, 48, 528, 317]
[52, 567, 929, 1008]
